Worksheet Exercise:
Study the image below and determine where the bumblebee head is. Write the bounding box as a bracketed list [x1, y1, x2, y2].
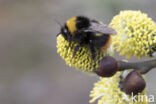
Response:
[61, 25, 70, 40]
[66, 16, 90, 34]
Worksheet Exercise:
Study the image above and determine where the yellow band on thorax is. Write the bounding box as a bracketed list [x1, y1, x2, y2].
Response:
[66, 17, 77, 34]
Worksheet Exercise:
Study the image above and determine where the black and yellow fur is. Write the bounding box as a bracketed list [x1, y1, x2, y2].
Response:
[58, 16, 116, 59]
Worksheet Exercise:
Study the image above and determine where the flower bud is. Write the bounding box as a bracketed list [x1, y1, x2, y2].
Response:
[95, 56, 119, 77]
[123, 70, 146, 95]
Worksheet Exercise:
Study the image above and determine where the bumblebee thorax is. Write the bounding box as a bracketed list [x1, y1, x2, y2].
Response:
[66, 16, 90, 34]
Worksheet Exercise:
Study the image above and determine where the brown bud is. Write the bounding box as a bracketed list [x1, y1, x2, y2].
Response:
[123, 70, 146, 95]
[95, 56, 119, 77]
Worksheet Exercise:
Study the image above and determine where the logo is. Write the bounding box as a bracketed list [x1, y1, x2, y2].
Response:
[122, 93, 154, 103]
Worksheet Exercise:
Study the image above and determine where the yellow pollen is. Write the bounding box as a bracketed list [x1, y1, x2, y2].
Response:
[110, 10, 156, 59]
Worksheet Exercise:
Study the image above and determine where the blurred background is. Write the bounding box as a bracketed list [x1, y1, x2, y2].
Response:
[0, 0, 156, 104]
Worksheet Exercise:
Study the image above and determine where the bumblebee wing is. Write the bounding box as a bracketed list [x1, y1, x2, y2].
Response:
[84, 22, 117, 35]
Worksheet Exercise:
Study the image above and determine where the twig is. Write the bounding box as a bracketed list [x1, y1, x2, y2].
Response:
[118, 58, 156, 74]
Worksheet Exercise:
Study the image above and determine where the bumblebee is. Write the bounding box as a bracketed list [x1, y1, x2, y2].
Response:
[57, 16, 117, 59]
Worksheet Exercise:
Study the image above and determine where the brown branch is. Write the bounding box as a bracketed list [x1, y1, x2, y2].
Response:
[95, 56, 156, 77]
[118, 58, 156, 74]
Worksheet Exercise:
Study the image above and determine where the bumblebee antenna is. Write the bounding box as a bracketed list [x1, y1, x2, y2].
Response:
[54, 19, 63, 37]
[54, 19, 63, 27]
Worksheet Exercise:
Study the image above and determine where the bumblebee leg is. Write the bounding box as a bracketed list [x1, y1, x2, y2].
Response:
[73, 44, 81, 57]
[88, 44, 96, 60]
[68, 39, 72, 48]
[66, 34, 72, 47]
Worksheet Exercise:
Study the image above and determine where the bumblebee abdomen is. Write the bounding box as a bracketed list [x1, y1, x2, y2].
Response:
[91, 34, 111, 51]
[101, 35, 112, 51]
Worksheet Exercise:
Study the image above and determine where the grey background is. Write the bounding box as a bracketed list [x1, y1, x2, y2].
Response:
[0, 0, 156, 104]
